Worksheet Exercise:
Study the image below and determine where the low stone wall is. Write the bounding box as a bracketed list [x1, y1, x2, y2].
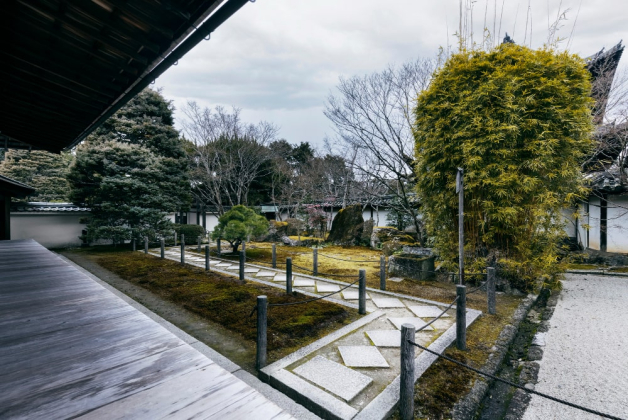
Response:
[388, 255, 436, 280]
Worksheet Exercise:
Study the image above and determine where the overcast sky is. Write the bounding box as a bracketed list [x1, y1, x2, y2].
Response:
[156, 0, 628, 148]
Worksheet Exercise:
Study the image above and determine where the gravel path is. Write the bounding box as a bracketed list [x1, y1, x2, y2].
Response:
[523, 274, 628, 420]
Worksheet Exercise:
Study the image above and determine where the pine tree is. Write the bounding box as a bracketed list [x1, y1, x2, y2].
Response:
[68, 88, 191, 244]
[0, 150, 73, 202]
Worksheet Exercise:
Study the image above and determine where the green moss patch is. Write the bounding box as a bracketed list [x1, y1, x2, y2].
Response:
[94, 252, 358, 360]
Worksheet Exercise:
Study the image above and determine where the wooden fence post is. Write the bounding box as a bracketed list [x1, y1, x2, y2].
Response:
[242, 241, 246, 264]
[456, 285, 467, 350]
[380, 255, 386, 290]
[256, 296, 267, 370]
[359, 269, 366, 315]
[132, 238, 136, 252]
[313, 248, 318, 276]
[180, 234, 185, 265]
[205, 245, 210, 271]
[286, 257, 292, 294]
[400, 324, 416, 420]
[144, 237, 148, 254]
[272, 243, 277, 268]
[487, 267, 496, 315]
[160, 238, 165, 259]
[239, 251, 245, 281]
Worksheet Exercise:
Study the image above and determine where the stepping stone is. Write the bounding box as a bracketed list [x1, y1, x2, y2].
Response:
[274, 275, 287, 282]
[371, 297, 405, 308]
[226, 265, 240, 270]
[256, 271, 277, 277]
[317, 283, 340, 293]
[244, 268, 259, 273]
[215, 263, 231, 268]
[293, 356, 372, 402]
[338, 346, 389, 368]
[388, 317, 434, 331]
[341, 290, 370, 300]
[408, 305, 450, 318]
[293, 278, 315, 287]
[366, 330, 402, 347]
[388, 277, 404, 282]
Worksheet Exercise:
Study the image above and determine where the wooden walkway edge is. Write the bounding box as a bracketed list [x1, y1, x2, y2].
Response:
[0, 239, 293, 420]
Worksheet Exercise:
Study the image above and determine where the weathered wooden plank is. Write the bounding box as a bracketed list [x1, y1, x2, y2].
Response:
[0, 240, 294, 420]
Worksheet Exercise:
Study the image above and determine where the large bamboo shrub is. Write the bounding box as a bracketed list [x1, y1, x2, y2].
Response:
[414, 44, 594, 290]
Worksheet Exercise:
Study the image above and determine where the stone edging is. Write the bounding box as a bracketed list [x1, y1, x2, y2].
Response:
[451, 293, 538, 420]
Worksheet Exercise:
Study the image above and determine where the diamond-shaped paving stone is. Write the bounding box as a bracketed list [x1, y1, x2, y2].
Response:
[256, 271, 277, 277]
[293, 278, 315, 287]
[317, 283, 340, 293]
[341, 290, 370, 300]
[371, 297, 405, 308]
[273, 274, 287, 282]
[366, 330, 402, 347]
[408, 305, 450, 318]
[338, 346, 389, 368]
[243, 268, 259, 273]
[293, 356, 372, 402]
[388, 317, 434, 331]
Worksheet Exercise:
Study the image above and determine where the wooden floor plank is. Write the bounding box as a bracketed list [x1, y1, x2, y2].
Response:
[0, 240, 294, 420]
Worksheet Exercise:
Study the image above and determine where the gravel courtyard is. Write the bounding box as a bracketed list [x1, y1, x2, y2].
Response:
[523, 273, 628, 420]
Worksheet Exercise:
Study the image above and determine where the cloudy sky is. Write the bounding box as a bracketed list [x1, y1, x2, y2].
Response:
[156, 0, 628, 148]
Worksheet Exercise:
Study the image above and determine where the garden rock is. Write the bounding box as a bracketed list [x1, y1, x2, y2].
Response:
[370, 226, 416, 250]
[388, 254, 436, 280]
[327, 205, 364, 245]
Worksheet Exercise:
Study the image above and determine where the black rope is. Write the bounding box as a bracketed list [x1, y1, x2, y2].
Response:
[248, 305, 257, 317]
[415, 296, 458, 332]
[466, 282, 486, 295]
[267, 277, 360, 307]
[406, 340, 625, 420]
[318, 253, 380, 263]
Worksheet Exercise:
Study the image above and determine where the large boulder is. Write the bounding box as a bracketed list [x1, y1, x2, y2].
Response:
[371, 227, 416, 250]
[327, 205, 365, 245]
[262, 220, 288, 242]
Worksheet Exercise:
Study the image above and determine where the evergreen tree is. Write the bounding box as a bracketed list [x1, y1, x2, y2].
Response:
[0, 150, 73, 202]
[414, 44, 594, 290]
[68, 88, 190, 244]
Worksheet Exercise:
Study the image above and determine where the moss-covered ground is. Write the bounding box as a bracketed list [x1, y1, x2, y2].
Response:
[69, 246, 359, 364]
[220, 242, 525, 418]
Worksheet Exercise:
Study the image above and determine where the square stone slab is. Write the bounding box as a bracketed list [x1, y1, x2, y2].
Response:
[371, 297, 405, 308]
[408, 305, 451, 318]
[388, 317, 434, 331]
[388, 277, 404, 282]
[338, 346, 389, 368]
[293, 278, 315, 287]
[317, 283, 340, 293]
[226, 265, 240, 270]
[293, 356, 372, 402]
[341, 290, 370, 300]
[366, 330, 402, 347]
[256, 271, 277, 277]
[273, 274, 287, 282]
[214, 263, 231, 267]
[243, 268, 259, 273]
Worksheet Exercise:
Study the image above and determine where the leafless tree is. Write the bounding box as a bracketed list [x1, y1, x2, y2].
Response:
[324, 57, 436, 243]
[182, 103, 278, 215]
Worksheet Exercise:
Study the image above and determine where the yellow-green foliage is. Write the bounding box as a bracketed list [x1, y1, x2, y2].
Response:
[414, 44, 594, 290]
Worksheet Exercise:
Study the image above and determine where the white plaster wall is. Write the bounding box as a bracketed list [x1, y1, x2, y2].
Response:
[605, 195, 628, 253]
[588, 197, 601, 251]
[11, 213, 88, 248]
[166, 212, 219, 233]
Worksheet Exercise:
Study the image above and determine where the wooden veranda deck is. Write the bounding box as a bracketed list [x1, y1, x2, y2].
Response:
[0, 239, 293, 419]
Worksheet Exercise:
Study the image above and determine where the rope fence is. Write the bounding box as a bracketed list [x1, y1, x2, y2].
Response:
[404, 339, 624, 420]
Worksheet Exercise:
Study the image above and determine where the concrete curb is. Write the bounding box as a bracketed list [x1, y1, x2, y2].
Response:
[451, 294, 538, 420]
